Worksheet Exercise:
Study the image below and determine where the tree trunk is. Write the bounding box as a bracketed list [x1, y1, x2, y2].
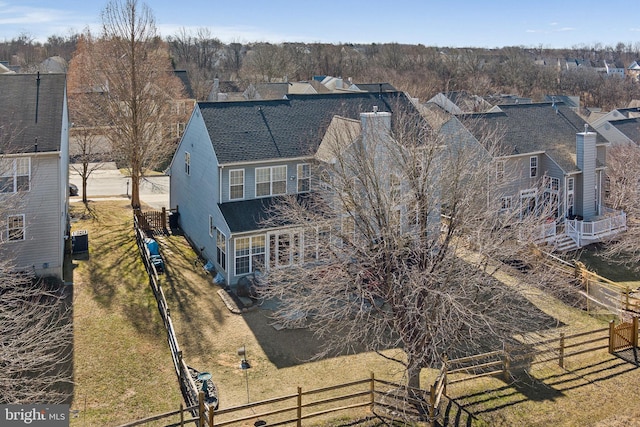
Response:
[130, 174, 141, 209]
[81, 173, 88, 204]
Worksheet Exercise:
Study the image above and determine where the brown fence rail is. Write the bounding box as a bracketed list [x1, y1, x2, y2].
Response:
[123, 227, 636, 427]
[118, 322, 622, 427]
[609, 318, 639, 353]
[133, 213, 216, 424]
[134, 207, 168, 233]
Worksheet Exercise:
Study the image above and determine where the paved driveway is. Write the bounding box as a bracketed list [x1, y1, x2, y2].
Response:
[69, 162, 169, 210]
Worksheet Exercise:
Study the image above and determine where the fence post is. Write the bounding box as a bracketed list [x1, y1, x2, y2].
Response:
[442, 354, 448, 396]
[502, 344, 510, 382]
[369, 372, 375, 411]
[208, 403, 214, 427]
[634, 317, 639, 348]
[297, 387, 302, 427]
[162, 207, 167, 229]
[608, 320, 616, 354]
[559, 333, 565, 369]
[180, 403, 184, 427]
[428, 383, 435, 427]
[199, 391, 205, 427]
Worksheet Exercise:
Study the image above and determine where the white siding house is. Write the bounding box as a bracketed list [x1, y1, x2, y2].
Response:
[0, 73, 70, 279]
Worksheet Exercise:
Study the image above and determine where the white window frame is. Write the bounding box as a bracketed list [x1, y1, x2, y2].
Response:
[176, 122, 186, 138]
[216, 229, 226, 271]
[520, 188, 537, 218]
[185, 152, 191, 176]
[496, 160, 505, 181]
[297, 163, 310, 193]
[234, 235, 265, 276]
[0, 157, 30, 193]
[255, 165, 287, 197]
[566, 177, 575, 217]
[229, 169, 245, 200]
[7, 214, 25, 241]
[529, 156, 538, 178]
[500, 196, 513, 211]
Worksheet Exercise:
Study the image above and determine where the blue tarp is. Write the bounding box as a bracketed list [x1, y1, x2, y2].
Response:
[144, 238, 160, 256]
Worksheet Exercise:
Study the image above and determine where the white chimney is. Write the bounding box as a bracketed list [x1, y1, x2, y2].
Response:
[576, 130, 597, 220]
[360, 109, 391, 146]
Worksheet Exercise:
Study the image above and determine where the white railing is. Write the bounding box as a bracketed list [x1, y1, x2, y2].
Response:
[565, 210, 627, 248]
[536, 220, 556, 243]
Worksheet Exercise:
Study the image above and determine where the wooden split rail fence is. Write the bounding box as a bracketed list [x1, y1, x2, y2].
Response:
[133, 213, 215, 424]
[123, 217, 640, 427]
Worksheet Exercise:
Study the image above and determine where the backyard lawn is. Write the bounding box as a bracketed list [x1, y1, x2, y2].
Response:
[70, 201, 640, 426]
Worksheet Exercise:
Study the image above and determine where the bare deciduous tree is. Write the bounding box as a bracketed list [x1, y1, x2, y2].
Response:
[258, 102, 561, 401]
[603, 142, 640, 269]
[73, 0, 185, 208]
[67, 32, 110, 203]
[0, 270, 73, 404]
[0, 144, 72, 404]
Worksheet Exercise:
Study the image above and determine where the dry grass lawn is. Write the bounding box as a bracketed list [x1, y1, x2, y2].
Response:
[70, 201, 640, 426]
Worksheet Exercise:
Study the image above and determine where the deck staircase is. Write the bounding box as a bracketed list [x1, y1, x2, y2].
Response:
[554, 232, 579, 252]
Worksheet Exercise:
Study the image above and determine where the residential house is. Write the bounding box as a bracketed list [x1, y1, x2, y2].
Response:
[627, 61, 640, 82]
[428, 91, 493, 114]
[447, 101, 626, 251]
[168, 92, 419, 285]
[0, 73, 70, 279]
[588, 107, 640, 145]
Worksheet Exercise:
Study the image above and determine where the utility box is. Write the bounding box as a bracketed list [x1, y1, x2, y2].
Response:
[72, 230, 89, 253]
[169, 211, 180, 229]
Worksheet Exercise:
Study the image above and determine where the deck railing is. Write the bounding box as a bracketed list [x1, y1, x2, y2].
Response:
[565, 209, 626, 247]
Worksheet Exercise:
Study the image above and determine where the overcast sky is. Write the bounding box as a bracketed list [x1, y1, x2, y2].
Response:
[1, 0, 639, 49]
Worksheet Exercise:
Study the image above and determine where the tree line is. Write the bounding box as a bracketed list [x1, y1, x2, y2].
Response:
[3, 30, 640, 109]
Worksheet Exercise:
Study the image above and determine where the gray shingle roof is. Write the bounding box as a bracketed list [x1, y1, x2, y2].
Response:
[611, 117, 640, 144]
[199, 92, 415, 164]
[460, 102, 606, 172]
[353, 83, 397, 92]
[0, 73, 67, 154]
[219, 194, 318, 233]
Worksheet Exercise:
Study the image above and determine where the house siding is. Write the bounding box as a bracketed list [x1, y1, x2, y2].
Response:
[2, 154, 64, 278]
[170, 107, 230, 281]
[576, 132, 597, 219]
[220, 159, 312, 203]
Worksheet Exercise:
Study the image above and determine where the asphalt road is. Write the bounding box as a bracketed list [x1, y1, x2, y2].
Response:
[69, 162, 169, 210]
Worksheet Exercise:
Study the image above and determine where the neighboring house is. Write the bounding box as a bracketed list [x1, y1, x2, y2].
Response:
[588, 107, 640, 145]
[428, 91, 492, 114]
[350, 82, 398, 93]
[595, 117, 640, 146]
[447, 101, 626, 251]
[207, 79, 248, 102]
[627, 61, 640, 82]
[0, 73, 70, 279]
[168, 91, 418, 285]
